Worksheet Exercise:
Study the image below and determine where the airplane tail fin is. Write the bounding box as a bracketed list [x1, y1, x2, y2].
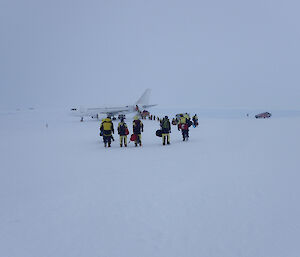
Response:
[136, 89, 151, 106]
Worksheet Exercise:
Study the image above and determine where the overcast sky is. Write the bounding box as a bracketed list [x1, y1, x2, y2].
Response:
[1, 0, 300, 109]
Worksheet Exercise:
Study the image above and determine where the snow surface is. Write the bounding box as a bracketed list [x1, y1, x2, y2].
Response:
[1, 109, 300, 257]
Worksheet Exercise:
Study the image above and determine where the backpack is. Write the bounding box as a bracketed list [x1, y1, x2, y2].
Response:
[102, 120, 112, 131]
[181, 123, 188, 130]
[162, 119, 169, 129]
[133, 120, 142, 133]
[118, 123, 126, 135]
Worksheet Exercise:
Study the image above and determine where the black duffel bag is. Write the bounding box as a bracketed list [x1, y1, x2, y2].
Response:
[156, 129, 162, 137]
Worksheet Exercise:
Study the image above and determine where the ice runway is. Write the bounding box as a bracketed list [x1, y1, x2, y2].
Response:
[1, 108, 300, 257]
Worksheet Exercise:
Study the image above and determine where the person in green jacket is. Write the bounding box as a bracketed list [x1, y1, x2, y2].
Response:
[160, 116, 171, 145]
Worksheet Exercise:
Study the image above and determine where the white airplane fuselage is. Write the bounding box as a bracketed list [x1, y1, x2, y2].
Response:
[70, 89, 156, 121]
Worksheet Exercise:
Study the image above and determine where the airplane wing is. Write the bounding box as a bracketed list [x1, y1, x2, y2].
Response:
[141, 104, 157, 109]
[85, 106, 133, 117]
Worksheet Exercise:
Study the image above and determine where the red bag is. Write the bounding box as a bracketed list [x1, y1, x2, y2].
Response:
[130, 134, 137, 141]
[180, 124, 188, 130]
[125, 128, 129, 136]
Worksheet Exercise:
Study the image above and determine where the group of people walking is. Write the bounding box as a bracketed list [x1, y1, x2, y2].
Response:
[99, 113, 198, 148]
[160, 113, 198, 143]
[177, 113, 198, 141]
[100, 116, 143, 147]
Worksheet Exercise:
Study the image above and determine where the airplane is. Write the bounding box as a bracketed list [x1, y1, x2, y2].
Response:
[70, 89, 157, 121]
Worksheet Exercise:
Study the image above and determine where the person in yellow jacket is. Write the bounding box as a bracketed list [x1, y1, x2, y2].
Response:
[100, 116, 114, 147]
[178, 115, 189, 141]
[178, 116, 187, 128]
[117, 118, 128, 147]
[184, 113, 190, 119]
[133, 116, 143, 147]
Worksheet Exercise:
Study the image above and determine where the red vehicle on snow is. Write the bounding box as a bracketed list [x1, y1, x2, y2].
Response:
[255, 112, 272, 119]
